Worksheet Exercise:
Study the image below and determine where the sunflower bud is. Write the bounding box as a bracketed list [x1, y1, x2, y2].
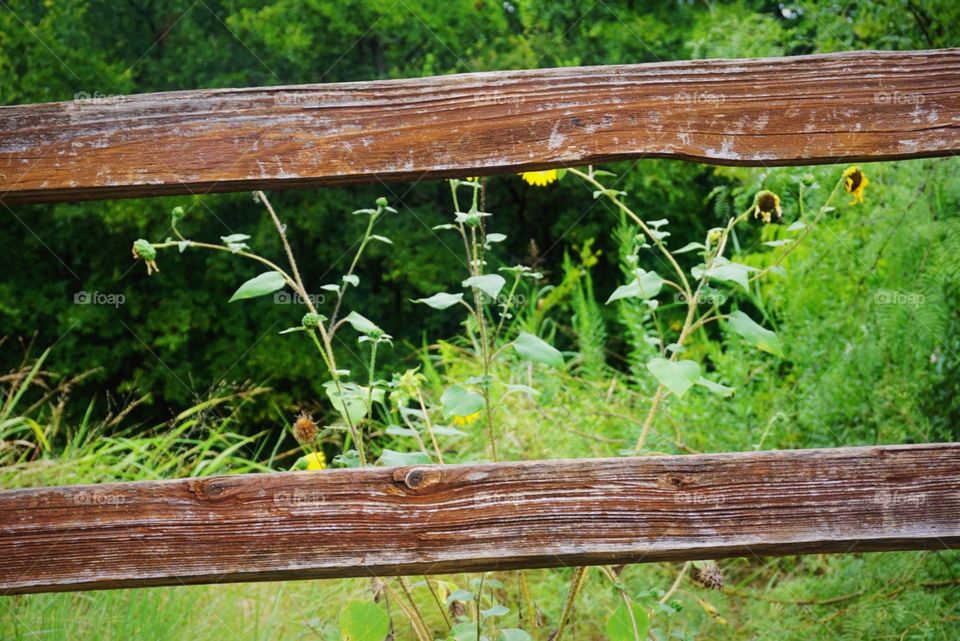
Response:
[132, 239, 159, 275]
[301, 312, 323, 329]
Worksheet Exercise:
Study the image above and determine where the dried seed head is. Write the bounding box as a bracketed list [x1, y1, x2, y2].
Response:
[292, 411, 318, 445]
[692, 561, 725, 590]
[448, 599, 466, 620]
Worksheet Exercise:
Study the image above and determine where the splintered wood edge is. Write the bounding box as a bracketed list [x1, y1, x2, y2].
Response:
[1, 49, 959, 204]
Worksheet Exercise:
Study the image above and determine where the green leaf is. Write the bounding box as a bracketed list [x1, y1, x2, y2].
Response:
[228, 271, 286, 302]
[342, 274, 360, 287]
[220, 233, 250, 244]
[431, 426, 467, 437]
[480, 605, 509, 618]
[376, 449, 432, 467]
[646, 358, 701, 398]
[696, 377, 735, 396]
[323, 381, 372, 425]
[441, 385, 485, 419]
[673, 242, 705, 254]
[607, 270, 664, 303]
[726, 310, 784, 357]
[344, 311, 381, 335]
[513, 332, 564, 368]
[339, 601, 389, 641]
[370, 234, 393, 244]
[413, 292, 464, 310]
[385, 425, 418, 437]
[450, 622, 481, 641]
[446, 589, 476, 604]
[499, 630, 532, 641]
[605, 602, 649, 641]
[698, 258, 756, 292]
[463, 274, 506, 299]
[486, 233, 508, 243]
[278, 326, 305, 335]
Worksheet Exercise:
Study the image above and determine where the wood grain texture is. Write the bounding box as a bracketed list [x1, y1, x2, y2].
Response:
[1, 444, 958, 594]
[2, 49, 959, 204]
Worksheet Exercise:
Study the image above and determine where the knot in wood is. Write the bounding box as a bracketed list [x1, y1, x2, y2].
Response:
[186, 478, 228, 501]
[392, 467, 441, 492]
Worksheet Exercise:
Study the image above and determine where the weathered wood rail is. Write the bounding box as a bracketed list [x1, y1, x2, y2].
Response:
[2, 444, 958, 595]
[2, 48, 959, 596]
[1, 48, 959, 204]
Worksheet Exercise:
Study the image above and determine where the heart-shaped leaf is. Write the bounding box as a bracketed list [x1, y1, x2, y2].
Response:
[513, 332, 564, 368]
[606, 270, 664, 303]
[697, 258, 757, 292]
[463, 274, 506, 299]
[343, 311, 381, 335]
[339, 601, 389, 641]
[441, 385, 485, 419]
[646, 358, 701, 398]
[605, 601, 649, 641]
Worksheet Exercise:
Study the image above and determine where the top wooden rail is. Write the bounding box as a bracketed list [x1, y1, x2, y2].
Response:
[2, 444, 958, 595]
[1, 48, 958, 204]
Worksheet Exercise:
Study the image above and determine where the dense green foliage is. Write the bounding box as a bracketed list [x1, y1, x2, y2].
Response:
[2, 1, 960, 640]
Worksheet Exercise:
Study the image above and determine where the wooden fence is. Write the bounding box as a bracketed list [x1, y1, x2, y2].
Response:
[1, 48, 959, 595]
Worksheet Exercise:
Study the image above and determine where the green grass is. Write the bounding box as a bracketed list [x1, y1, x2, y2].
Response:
[3, 158, 960, 640]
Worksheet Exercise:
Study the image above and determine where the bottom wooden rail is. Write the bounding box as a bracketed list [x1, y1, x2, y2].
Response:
[1, 444, 958, 595]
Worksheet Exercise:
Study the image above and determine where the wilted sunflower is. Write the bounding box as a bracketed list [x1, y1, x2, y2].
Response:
[451, 410, 482, 427]
[520, 170, 558, 187]
[843, 167, 868, 205]
[752, 190, 782, 224]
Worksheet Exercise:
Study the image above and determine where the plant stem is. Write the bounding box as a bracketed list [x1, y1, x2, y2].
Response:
[416, 389, 444, 463]
[597, 565, 642, 641]
[330, 211, 379, 330]
[553, 567, 588, 641]
[381, 579, 432, 641]
[749, 176, 844, 282]
[660, 562, 690, 604]
[423, 575, 452, 631]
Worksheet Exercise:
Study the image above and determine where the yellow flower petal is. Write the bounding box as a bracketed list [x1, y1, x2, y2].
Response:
[452, 411, 482, 426]
[842, 167, 868, 205]
[520, 170, 558, 187]
[305, 452, 326, 470]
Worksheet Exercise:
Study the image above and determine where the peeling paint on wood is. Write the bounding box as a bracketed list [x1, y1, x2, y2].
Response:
[1, 49, 958, 204]
[1, 444, 958, 594]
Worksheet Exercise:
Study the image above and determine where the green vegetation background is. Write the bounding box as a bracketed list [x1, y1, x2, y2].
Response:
[2, 1, 959, 640]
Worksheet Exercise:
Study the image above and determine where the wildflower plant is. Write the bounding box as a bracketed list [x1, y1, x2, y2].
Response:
[126, 163, 868, 641]
[411, 176, 561, 461]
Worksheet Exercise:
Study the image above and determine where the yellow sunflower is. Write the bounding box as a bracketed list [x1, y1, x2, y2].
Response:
[303, 452, 326, 470]
[520, 170, 558, 187]
[843, 167, 868, 205]
[451, 411, 482, 427]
